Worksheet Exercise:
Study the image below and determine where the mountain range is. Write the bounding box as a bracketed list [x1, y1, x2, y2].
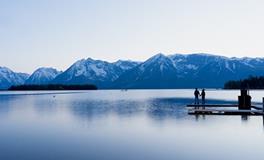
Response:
[52, 58, 139, 88]
[0, 67, 30, 89]
[1, 53, 264, 89]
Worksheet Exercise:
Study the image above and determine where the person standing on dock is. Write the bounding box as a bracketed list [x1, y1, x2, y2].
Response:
[201, 89, 206, 109]
[194, 88, 200, 106]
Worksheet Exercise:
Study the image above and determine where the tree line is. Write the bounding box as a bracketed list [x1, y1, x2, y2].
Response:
[8, 84, 97, 91]
[224, 76, 264, 89]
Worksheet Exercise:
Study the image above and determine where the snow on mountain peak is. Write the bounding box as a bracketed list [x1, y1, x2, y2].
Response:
[149, 53, 166, 60]
[25, 67, 61, 85]
[138, 53, 177, 73]
[0, 66, 13, 75]
[52, 57, 140, 87]
[0, 67, 29, 89]
[3, 53, 264, 89]
[113, 60, 140, 70]
[144, 53, 171, 65]
[69, 58, 108, 78]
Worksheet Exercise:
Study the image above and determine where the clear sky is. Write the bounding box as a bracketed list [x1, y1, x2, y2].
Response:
[1, 0, 264, 73]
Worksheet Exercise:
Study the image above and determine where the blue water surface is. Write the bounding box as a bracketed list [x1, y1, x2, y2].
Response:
[0, 89, 264, 160]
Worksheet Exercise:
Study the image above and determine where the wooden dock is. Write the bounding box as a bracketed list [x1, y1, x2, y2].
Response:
[187, 104, 264, 115]
[186, 104, 263, 110]
[188, 108, 264, 115]
[187, 90, 264, 116]
[186, 104, 238, 108]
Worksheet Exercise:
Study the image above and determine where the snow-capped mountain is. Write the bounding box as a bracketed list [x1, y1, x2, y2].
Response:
[52, 58, 139, 88]
[112, 53, 264, 88]
[2, 53, 264, 89]
[112, 53, 179, 88]
[113, 60, 140, 70]
[25, 67, 62, 85]
[0, 67, 29, 89]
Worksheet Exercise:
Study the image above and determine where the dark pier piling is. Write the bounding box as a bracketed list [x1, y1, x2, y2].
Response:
[238, 89, 251, 110]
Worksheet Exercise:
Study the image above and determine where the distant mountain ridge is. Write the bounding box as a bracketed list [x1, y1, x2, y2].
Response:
[113, 53, 264, 88]
[1, 53, 264, 89]
[52, 58, 139, 88]
[0, 67, 29, 89]
[25, 67, 62, 85]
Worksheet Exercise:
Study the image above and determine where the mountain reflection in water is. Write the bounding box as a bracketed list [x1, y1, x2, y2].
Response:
[1, 90, 264, 160]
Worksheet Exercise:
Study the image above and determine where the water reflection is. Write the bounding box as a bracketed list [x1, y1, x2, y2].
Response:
[1, 90, 264, 160]
[194, 114, 206, 121]
[263, 116, 264, 128]
[241, 115, 249, 122]
[0, 95, 25, 117]
[0, 92, 262, 124]
[69, 97, 242, 122]
[69, 98, 192, 122]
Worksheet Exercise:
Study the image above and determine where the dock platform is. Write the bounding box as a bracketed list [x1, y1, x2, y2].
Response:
[186, 104, 238, 108]
[187, 89, 264, 115]
[187, 104, 264, 115]
[186, 104, 262, 110]
[188, 108, 264, 115]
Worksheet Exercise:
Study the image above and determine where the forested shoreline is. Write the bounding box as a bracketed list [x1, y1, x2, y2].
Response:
[224, 76, 264, 89]
[8, 84, 97, 91]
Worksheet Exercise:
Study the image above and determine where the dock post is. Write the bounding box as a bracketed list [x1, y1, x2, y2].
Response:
[263, 97, 264, 112]
[238, 89, 251, 110]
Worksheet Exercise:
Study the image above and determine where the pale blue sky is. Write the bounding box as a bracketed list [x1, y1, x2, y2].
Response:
[1, 0, 264, 73]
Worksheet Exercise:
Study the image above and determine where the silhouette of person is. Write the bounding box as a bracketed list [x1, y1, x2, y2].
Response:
[194, 88, 200, 106]
[201, 89, 206, 109]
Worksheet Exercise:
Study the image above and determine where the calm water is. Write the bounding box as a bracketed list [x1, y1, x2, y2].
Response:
[0, 89, 264, 160]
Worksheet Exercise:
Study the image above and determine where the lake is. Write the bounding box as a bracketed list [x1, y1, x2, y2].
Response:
[0, 89, 264, 160]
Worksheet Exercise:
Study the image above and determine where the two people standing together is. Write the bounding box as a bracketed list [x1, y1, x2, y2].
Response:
[194, 88, 206, 105]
